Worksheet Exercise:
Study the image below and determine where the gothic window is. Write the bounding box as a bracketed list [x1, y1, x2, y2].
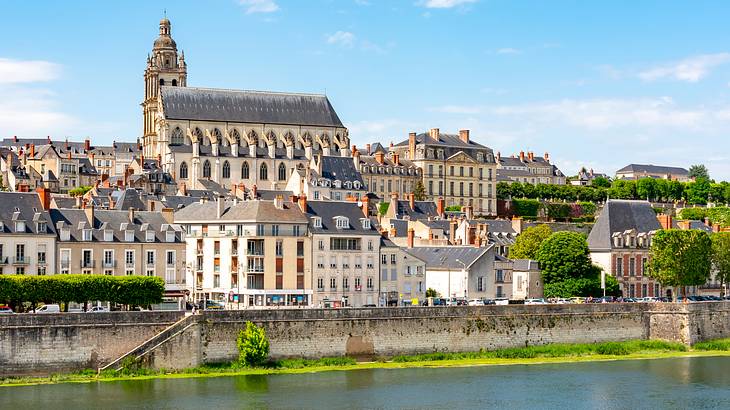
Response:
[193, 128, 204, 143]
[179, 162, 188, 179]
[222, 161, 230, 179]
[212, 128, 223, 144]
[260, 163, 268, 180]
[231, 129, 241, 145]
[170, 127, 184, 145]
[241, 162, 250, 179]
[203, 160, 211, 178]
[171, 79, 177, 86]
[159, 79, 165, 86]
[278, 163, 287, 181]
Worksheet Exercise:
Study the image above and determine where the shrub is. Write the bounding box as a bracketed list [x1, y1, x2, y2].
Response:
[545, 203, 571, 220]
[512, 199, 541, 217]
[237, 322, 270, 367]
[378, 202, 389, 216]
[679, 207, 706, 221]
[693, 338, 730, 351]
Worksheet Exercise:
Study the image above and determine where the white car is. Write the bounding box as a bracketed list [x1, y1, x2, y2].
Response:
[525, 298, 547, 305]
[36, 304, 61, 313]
[88, 306, 109, 313]
[468, 299, 485, 306]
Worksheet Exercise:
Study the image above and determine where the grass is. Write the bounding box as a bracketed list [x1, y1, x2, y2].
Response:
[1, 339, 728, 387]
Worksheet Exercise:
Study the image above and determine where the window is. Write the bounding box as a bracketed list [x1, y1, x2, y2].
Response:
[202, 160, 211, 178]
[271, 225, 279, 236]
[104, 230, 113, 242]
[317, 256, 325, 269]
[312, 217, 322, 228]
[276, 240, 283, 256]
[642, 284, 647, 298]
[655, 283, 660, 297]
[342, 256, 350, 269]
[222, 161, 230, 178]
[382, 268, 388, 281]
[297, 241, 304, 257]
[317, 277, 324, 291]
[367, 277, 373, 290]
[629, 258, 635, 276]
[318, 240, 325, 251]
[103, 250, 114, 267]
[496, 270, 504, 283]
[390, 254, 397, 264]
[642, 257, 648, 274]
[171, 127, 184, 145]
[146, 250, 155, 266]
[477, 277, 484, 292]
[368, 240, 373, 251]
[16, 244, 25, 263]
[166, 250, 175, 267]
[259, 163, 268, 180]
[355, 277, 362, 291]
[60, 249, 70, 273]
[367, 257, 374, 269]
[125, 230, 134, 242]
[496, 286, 504, 298]
[82, 229, 92, 241]
[293, 225, 301, 236]
[241, 162, 250, 179]
[278, 163, 287, 181]
[330, 277, 337, 290]
[343, 276, 349, 289]
[361, 219, 371, 229]
[256, 224, 265, 236]
[330, 256, 337, 268]
[616, 257, 623, 275]
[82, 249, 92, 268]
[166, 231, 175, 242]
[335, 217, 349, 229]
[381, 255, 387, 265]
[37, 245, 46, 264]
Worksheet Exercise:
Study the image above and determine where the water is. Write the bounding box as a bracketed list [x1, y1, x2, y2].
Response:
[2, 356, 730, 409]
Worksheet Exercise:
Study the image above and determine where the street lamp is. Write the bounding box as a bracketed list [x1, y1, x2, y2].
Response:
[455, 259, 467, 300]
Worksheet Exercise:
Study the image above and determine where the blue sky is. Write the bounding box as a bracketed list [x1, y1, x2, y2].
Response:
[2, 0, 730, 179]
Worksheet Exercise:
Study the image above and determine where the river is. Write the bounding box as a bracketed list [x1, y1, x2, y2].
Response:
[2, 356, 729, 409]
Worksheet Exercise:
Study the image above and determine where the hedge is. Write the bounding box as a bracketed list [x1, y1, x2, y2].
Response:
[0, 275, 164, 307]
[512, 199, 541, 217]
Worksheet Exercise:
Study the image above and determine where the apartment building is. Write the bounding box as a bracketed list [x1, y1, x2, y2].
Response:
[175, 196, 312, 307]
[496, 151, 566, 185]
[379, 235, 427, 306]
[355, 145, 421, 200]
[0, 191, 56, 275]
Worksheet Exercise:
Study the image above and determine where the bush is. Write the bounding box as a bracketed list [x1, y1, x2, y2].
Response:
[679, 207, 706, 220]
[577, 201, 597, 216]
[378, 202, 389, 216]
[512, 199, 541, 217]
[237, 322, 270, 367]
[693, 338, 730, 351]
[545, 203, 571, 220]
[445, 205, 462, 212]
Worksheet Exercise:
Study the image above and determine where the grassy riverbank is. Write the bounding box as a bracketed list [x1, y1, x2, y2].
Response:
[4, 339, 730, 387]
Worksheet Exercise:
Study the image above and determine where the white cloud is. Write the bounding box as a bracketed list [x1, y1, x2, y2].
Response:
[327, 31, 356, 48]
[238, 0, 279, 14]
[0, 58, 60, 84]
[496, 48, 522, 55]
[638, 53, 730, 83]
[419, 0, 477, 9]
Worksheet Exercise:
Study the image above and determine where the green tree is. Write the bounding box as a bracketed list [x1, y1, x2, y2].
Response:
[510, 224, 553, 259]
[609, 180, 637, 200]
[496, 182, 512, 200]
[591, 176, 611, 188]
[636, 178, 658, 201]
[711, 233, 730, 297]
[378, 202, 389, 216]
[649, 229, 712, 299]
[68, 185, 93, 197]
[425, 288, 440, 298]
[536, 231, 594, 284]
[685, 178, 711, 205]
[413, 181, 426, 201]
[237, 322, 270, 367]
[688, 164, 710, 180]
[668, 180, 684, 201]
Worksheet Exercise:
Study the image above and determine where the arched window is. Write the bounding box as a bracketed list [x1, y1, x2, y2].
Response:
[159, 79, 165, 86]
[241, 162, 249, 179]
[212, 128, 222, 144]
[260, 163, 268, 180]
[171, 127, 184, 145]
[222, 161, 230, 179]
[203, 160, 211, 178]
[179, 162, 188, 179]
[278, 163, 287, 181]
[171, 79, 177, 86]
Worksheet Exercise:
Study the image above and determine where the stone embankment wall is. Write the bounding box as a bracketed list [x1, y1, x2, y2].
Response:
[2, 303, 729, 376]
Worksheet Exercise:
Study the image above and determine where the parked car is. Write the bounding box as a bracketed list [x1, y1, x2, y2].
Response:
[0, 305, 14, 314]
[468, 299, 485, 306]
[88, 306, 110, 313]
[199, 300, 225, 310]
[569, 297, 585, 304]
[525, 298, 547, 305]
[482, 299, 497, 305]
[36, 304, 61, 313]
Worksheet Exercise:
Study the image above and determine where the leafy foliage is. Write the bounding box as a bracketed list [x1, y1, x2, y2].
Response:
[536, 232, 594, 283]
[543, 268, 620, 298]
[378, 202, 389, 216]
[68, 185, 93, 197]
[445, 205, 462, 212]
[679, 207, 706, 220]
[237, 322, 270, 367]
[649, 229, 712, 295]
[688, 164, 710, 180]
[425, 288, 440, 298]
[512, 199, 541, 217]
[510, 224, 552, 259]
[544, 203, 572, 220]
[591, 176, 611, 188]
[412, 181, 426, 201]
[711, 233, 730, 297]
[685, 178, 711, 205]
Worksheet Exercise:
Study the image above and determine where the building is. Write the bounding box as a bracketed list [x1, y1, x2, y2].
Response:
[89, 142, 142, 178]
[587, 200, 665, 298]
[511, 259, 543, 300]
[0, 191, 56, 276]
[379, 237, 427, 306]
[49, 206, 186, 296]
[141, 18, 350, 191]
[22, 142, 99, 193]
[570, 167, 609, 186]
[174, 196, 312, 308]
[304, 199, 381, 307]
[615, 164, 690, 182]
[496, 151, 566, 185]
[406, 245, 512, 300]
[286, 155, 367, 201]
[355, 146, 421, 200]
[455, 218, 517, 257]
[389, 128, 497, 215]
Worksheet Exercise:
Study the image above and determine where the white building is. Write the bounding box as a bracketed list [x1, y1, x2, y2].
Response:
[0, 191, 56, 276]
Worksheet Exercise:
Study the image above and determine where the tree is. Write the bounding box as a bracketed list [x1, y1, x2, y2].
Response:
[425, 288, 440, 298]
[711, 233, 730, 297]
[688, 164, 710, 181]
[648, 229, 712, 299]
[68, 185, 93, 197]
[636, 178, 658, 201]
[237, 322, 270, 367]
[496, 182, 511, 200]
[413, 181, 426, 201]
[592, 176, 611, 188]
[510, 224, 552, 259]
[685, 178, 711, 205]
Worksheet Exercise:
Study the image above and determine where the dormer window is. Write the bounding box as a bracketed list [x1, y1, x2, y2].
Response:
[312, 217, 322, 228]
[361, 219, 371, 229]
[104, 230, 114, 242]
[146, 231, 155, 242]
[15, 221, 25, 233]
[60, 228, 71, 241]
[335, 216, 349, 229]
[629, 236, 635, 247]
[82, 229, 92, 241]
[37, 222, 46, 233]
[353, 181, 361, 189]
[334, 180, 342, 189]
[125, 230, 135, 242]
[166, 231, 176, 243]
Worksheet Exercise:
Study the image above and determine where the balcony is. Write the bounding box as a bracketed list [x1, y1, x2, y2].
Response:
[0, 256, 8, 265]
[80, 260, 95, 268]
[13, 256, 31, 265]
[37, 258, 47, 266]
[125, 262, 135, 269]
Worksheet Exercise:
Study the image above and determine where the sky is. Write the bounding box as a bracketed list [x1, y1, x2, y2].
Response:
[2, 0, 730, 179]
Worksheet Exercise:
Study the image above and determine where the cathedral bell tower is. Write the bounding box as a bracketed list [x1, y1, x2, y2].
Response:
[142, 17, 187, 157]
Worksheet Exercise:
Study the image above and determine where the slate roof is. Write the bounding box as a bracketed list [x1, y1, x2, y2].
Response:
[513, 259, 540, 271]
[160, 86, 344, 128]
[304, 200, 380, 236]
[467, 219, 516, 234]
[113, 189, 147, 211]
[389, 219, 408, 237]
[319, 156, 365, 186]
[49, 209, 181, 243]
[404, 246, 490, 270]
[160, 195, 201, 210]
[393, 132, 489, 150]
[392, 200, 439, 220]
[587, 200, 661, 251]
[174, 199, 308, 224]
[672, 220, 713, 233]
[616, 164, 689, 176]
[0, 192, 55, 235]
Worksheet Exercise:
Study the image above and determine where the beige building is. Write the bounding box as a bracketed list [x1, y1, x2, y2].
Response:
[49, 206, 186, 296]
[175, 196, 312, 308]
[496, 151, 566, 185]
[355, 146, 421, 200]
[390, 128, 497, 216]
[0, 191, 56, 276]
[379, 236, 427, 306]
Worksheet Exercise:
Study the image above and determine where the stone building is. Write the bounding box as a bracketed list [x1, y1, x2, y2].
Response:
[615, 164, 690, 182]
[0, 191, 56, 276]
[174, 196, 312, 307]
[379, 236, 427, 306]
[389, 128, 497, 215]
[496, 151, 566, 185]
[355, 145, 421, 200]
[285, 155, 367, 201]
[141, 18, 350, 191]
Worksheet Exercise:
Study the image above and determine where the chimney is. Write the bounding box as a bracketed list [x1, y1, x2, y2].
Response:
[65, 138, 69, 150]
[353, 145, 361, 168]
[375, 151, 385, 165]
[459, 129, 470, 144]
[409, 192, 415, 210]
[148, 199, 156, 212]
[511, 216, 524, 234]
[231, 184, 237, 198]
[161, 208, 174, 224]
[544, 152, 550, 163]
[496, 151, 501, 162]
[390, 226, 397, 237]
[393, 153, 399, 166]
[251, 184, 258, 199]
[108, 195, 115, 209]
[290, 194, 299, 204]
[449, 220, 458, 244]
[519, 151, 525, 162]
[128, 207, 136, 223]
[67, 151, 72, 160]
[84, 139, 90, 152]
[366, 143, 371, 155]
[180, 182, 187, 196]
[474, 235, 481, 248]
[657, 214, 672, 230]
[47, 136, 51, 144]
[679, 220, 691, 230]
[217, 196, 225, 218]
[464, 205, 473, 220]
[428, 229, 434, 241]
[83, 202, 94, 224]
[437, 197, 445, 217]
[429, 128, 439, 141]
[361, 197, 369, 218]
[391, 192, 399, 202]
[274, 194, 284, 210]
[297, 194, 308, 213]
[157, 154, 162, 166]
[407, 228, 415, 248]
[36, 187, 51, 210]
[29, 144, 35, 158]
[380, 228, 389, 238]
[408, 132, 416, 160]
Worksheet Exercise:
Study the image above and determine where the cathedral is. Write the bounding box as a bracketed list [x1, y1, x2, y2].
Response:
[142, 18, 351, 191]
